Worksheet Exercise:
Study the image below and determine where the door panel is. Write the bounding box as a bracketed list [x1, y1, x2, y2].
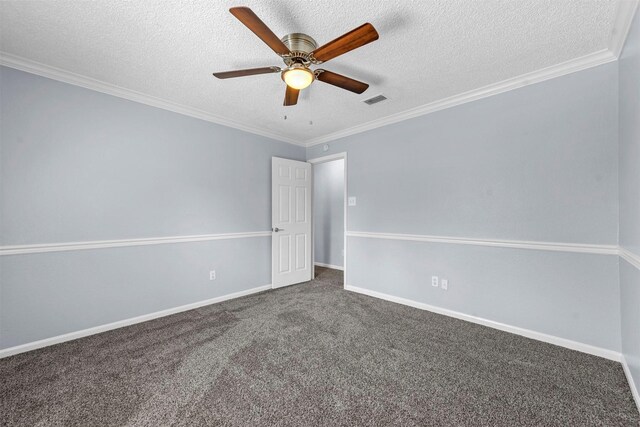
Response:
[295, 234, 307, 270]
[279, 186, 290, 222]
[272, 157, 312, 288]
[295, 187, 307, 222]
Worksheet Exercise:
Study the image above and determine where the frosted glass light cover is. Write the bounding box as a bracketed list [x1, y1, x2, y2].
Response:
[283, 68, 314, 90]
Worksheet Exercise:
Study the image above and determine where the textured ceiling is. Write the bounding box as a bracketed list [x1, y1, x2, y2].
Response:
[0, 1, 624, 144]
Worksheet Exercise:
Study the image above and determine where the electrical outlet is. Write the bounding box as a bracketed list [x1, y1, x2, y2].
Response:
[431, 276, 439, 287]
[441, 279, 448, 290]
[348, 197, 357, 206]
[209, 270, 216, 281]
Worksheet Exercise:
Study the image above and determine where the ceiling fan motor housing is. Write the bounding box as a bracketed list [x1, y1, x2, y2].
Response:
[281, 33, 317, 53]
[281, 33, 319, 65]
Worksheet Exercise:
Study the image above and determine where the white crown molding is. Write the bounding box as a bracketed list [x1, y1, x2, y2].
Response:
[306, 1, 639, 147]
[0, 52, 303, 147]
[305, 49, 617, 147]
[346, 231, 619, 255]
[2, 1, 637, 148]
[620, 247, 640, 270]
[345, 284, 621, 361]
[0, 231, 271, 256]
[622, 355, 640, 413]
[610, 0, 640, 58]
[1, 51, 618, 151]
[0, 284, 272, 358]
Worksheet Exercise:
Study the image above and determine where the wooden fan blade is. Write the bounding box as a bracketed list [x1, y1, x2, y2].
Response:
[284, 86, 299, 106]
[229, 7, 291, 56]
[213, 66, 281, 79]
[311, 23, 379, 63]
[315, 70, 369, 94]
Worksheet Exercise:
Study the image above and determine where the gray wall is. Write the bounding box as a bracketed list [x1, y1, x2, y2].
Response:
[0, 66, 305, 349]
[0, 51, 629, 360]
[307, 62, 621, 351]
[313, 159, 344, 268]
[619, 8, 640, 402]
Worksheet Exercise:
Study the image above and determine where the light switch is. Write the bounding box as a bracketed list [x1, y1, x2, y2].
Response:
[348, 197, 357, 206]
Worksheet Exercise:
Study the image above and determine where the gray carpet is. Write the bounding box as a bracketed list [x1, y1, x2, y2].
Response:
[1, 267, 638, 426]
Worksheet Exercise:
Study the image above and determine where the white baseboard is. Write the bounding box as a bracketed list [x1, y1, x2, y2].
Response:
[314, 262, 344, 271]
[622, 355, 640, 413]
[344, 285, 621, 362]
[0, 284, 272, 359]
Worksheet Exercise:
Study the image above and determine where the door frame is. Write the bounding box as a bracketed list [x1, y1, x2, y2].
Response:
[308, 152, 348, 288]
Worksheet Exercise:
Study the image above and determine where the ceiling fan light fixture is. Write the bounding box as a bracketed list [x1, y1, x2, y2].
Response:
[282, 64, 314, 90]
[213, 7, 379, 106]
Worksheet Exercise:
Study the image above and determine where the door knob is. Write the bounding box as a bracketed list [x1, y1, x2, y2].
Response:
[272, 227, 284, 232]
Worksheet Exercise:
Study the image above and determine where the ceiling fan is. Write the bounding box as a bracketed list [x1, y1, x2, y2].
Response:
[213, 7, 379, 106]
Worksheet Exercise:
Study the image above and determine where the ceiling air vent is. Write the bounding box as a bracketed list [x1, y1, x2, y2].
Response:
[363, 94, 387, 105]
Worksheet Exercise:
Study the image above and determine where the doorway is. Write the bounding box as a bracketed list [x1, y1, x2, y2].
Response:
[310, 153, 347, 284]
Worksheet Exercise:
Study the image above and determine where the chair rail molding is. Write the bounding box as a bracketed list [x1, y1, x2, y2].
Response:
[620, 247, 640, 270]
[0, 231, 272, 256]
[346, 231, 619, 255]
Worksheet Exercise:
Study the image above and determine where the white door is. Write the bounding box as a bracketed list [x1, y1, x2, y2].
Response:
[272, 157, 312, 288]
